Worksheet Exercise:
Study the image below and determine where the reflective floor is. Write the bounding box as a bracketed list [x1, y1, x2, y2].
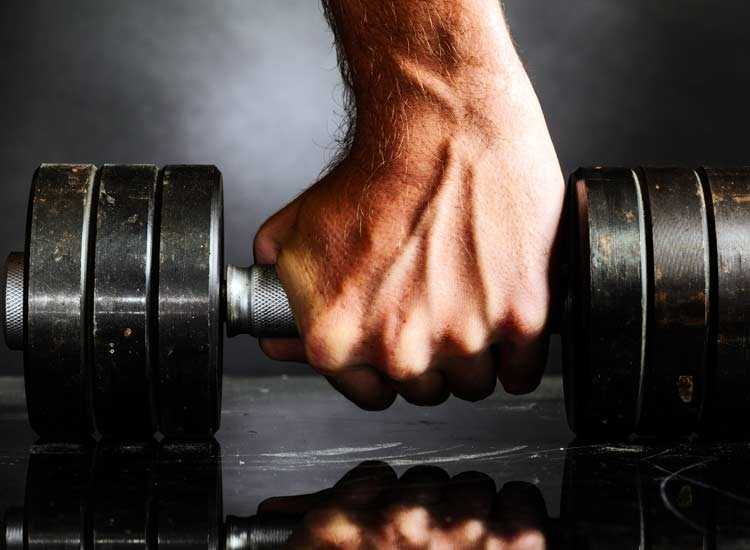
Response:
[1, 374, 749, 548]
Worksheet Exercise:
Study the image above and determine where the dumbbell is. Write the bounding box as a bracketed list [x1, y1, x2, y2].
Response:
[2, 164, 749, 441]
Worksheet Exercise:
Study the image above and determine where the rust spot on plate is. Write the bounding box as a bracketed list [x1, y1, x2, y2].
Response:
[677, 375, 694, 403]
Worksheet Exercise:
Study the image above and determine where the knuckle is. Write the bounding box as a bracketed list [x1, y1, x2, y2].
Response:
[374, 329, 432, 382]
[380, 351, 426, 382]
[304, 331, 343, 373]
[500, 304, 547, 345]
[450, 329, 487, 358]
[252, 224, 279, 263]
[303, 313, 357, 372]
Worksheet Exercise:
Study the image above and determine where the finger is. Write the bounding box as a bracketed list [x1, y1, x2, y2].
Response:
[440, 350, 497, 402]
[327, 366, 397, 411]
[392, 371, 449, 406]
[494, 332, 550, 395]
[289, 507, 363, 549]
[259, 337, 307, 363]
[253, 197, 302, 264]
[442, 472, 496, 521]
[332, 461, 397, 507]
[493, 481, 548, 539]
[253, 199, 306, 360]
[439, 472, 496, 546]
[392, 465, 450, 507]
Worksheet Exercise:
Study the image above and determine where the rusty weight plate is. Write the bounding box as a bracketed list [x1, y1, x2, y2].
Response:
[636, 167, 710, 435]
[701, 168, 750, 434]
[563, 167, 647, 436]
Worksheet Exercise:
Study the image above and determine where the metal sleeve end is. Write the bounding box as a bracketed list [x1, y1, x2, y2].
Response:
[225, 264, 297, 339]
[3, 253, 25, 351]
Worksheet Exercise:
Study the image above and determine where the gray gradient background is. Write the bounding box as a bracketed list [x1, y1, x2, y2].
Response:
[1, 1, 748, 377]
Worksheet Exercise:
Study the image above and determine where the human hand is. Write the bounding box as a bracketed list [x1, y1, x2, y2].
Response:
[256, 461, 548, 550]
[254, 0, 564, 409]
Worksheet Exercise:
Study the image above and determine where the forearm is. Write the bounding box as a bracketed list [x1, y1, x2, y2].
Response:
[322, 0, 529, 158]
[322, 0, 520, 87]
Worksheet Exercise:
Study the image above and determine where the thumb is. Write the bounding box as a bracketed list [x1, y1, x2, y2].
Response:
[253, 196, 308, 364]
[253, 197, 303, 264]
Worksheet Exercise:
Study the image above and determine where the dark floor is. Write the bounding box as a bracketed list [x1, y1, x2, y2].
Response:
[1, 374, 750, 548]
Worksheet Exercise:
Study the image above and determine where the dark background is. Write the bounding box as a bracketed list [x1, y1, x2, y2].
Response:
[1, 0, 748, 376]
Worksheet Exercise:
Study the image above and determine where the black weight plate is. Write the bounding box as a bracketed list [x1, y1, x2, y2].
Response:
[637, 167, 709, 434]
[157, 166, 223, 438]
[155, 441, 222, 550]
[563, 167, 646, 435]
[25, 164, 98, 440]
[701, 168, 750, 433]
[91, 444, 154, 549]
[560, 445, 643, 548]
[92, 165, 159, 439]
[25, 444, 94, 550]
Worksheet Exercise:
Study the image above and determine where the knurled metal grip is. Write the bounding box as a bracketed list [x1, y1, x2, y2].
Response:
[225, 516, 297, 550]
[2, 508, 23, 550]
[226, 264, 298, 338]
[2, 253, 24, 351]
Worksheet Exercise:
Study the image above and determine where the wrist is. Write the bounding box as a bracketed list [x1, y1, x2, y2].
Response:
[348, 62, 537, 169]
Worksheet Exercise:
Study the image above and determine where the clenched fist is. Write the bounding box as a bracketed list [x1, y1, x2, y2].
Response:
[257, 462, 548, 550]
[254, 0, 564, 409]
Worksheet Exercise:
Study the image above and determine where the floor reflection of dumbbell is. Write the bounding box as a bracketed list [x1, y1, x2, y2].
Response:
[3, 164, 749, 440]
[5, 443, 750, 549]
[1, 442, 296, 550]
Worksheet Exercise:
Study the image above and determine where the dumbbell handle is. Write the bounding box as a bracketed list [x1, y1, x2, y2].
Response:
[225, 264, 298, 338]
[225, 264, 566, 339]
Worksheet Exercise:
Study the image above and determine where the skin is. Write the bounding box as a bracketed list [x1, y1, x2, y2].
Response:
[256, 461, 548, 549]
[254, 0, 565, 409]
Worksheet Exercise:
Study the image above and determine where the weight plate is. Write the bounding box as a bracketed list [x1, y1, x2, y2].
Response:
[701, 168, 750, 433]
[25, 164, 98, 440]
[25, 444, 93, 550]
[563, 167, 647, 435]
[92, 444, 154, 549]
[155, 441, 222, 550]
[560, 445, 643, 548]
[637, 167, 709, 434]
[157, 166, 223, 438]
[92, 165, 159, 438]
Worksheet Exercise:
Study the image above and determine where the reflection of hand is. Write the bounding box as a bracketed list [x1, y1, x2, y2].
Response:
[254, 0, 564, 410]
[257, 461, 548, 549]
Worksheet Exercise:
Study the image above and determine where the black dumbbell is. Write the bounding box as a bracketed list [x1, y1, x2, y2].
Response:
[2, 164, 749, 441]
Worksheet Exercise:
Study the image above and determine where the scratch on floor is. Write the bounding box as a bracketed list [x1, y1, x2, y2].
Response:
[386, 446, 528, 467]
[237, 444, 530, 471]
[260, 442, 404, 458]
